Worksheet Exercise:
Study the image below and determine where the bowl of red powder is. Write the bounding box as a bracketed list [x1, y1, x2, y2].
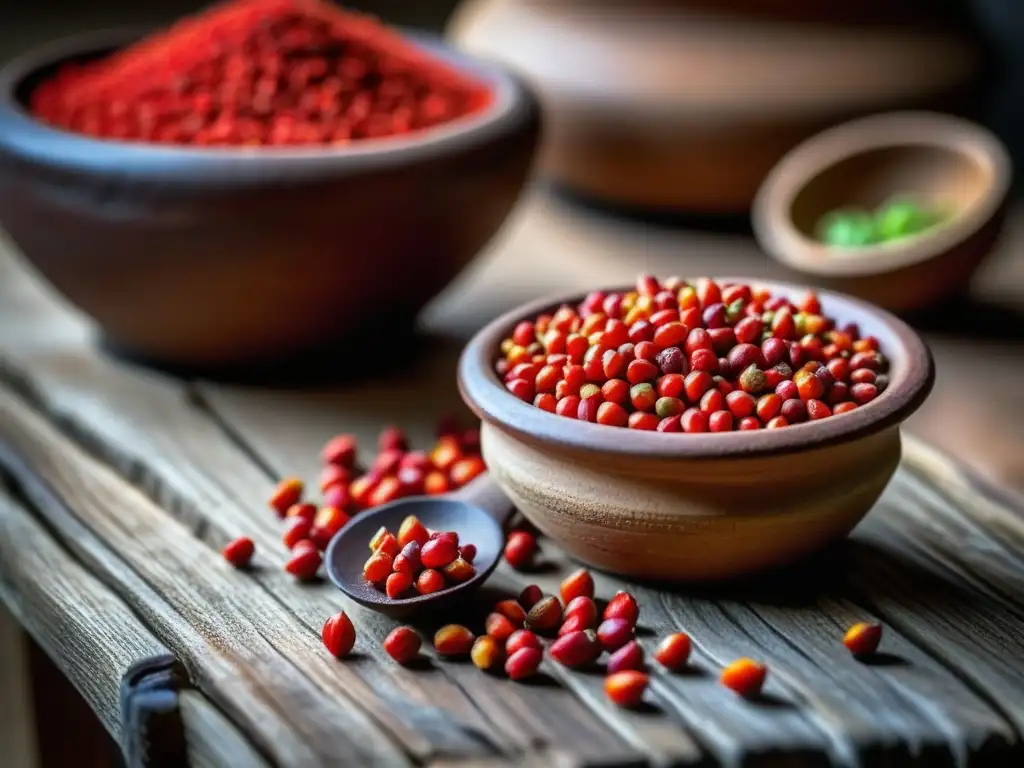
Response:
[0, 0, 540, 367]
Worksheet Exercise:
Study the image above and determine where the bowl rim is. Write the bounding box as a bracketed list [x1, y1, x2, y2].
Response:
[458, 278, 934, 460]
[752, 111, 1012, 278]
[0, 27, 533, 186]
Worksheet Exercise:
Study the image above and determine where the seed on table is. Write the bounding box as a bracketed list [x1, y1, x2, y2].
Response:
[504, 531, 537, 570]
[563, 596, 598, 628]
[843, 622, 883, 657]
[603, 591, 640, 626]
[421, 536, 459, 569]
[597, 618, 635, 652]
[322, 612, 356, 658]
[607, 640, 645, 674]
[720, 658, 767, 697]
[605, 670, 648, 708]
[471, 636, 504, 672]
[385, 571, 413, 599]
[286, 503, 317, 524]
[526, 596, 563, 633]
[285, 543, 321, 581]
[549, 629, 602, 668]
[319, 464, 351, 492]
[393, 541, 423, 576]
[312, 505, 350, 542]
[560, 568, 595, 604]
[283, 516, 313, 549]
[506, 629, 542, 656]
[367, 477, 402, 508]
[222, 537, 254, 568]
[519, 584, 544, 610]
[269, 478, 303, 517]
[558, 613, 594, 636]
[322, 484, 351, 512]
[416, 569, 445, 595]
[442, 557, 476, 583]
[363, 552, 393, 584]
[398, 515, 430, 549]
[451, 456, 486, 488]
[378, 426, 408, 452]
[654, 633, 692, 670]
[435, 625, 475, 657]
[486, 613, 517, 642]
[494, 599, 528, 627]
[384, 626, 422, 665]
[505, 647, 544, 681]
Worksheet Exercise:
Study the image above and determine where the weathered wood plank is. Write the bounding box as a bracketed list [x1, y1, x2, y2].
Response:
[179, 691, 272, 768]
[0, 601, 37, 768]
[0, 387, 414, 767]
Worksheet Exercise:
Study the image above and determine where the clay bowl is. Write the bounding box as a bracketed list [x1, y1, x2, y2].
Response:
[458, 280, 934, 582]
[753, 112, 1011, 312]
[0, 30, 540, 367]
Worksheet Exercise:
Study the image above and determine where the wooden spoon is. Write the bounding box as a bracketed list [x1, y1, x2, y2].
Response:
[324, 474, 514, 618]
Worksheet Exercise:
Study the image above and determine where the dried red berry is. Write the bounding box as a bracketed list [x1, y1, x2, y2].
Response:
[519, 584, 543, 610]
[397, 515, 430, 549]
[603, 591, 640, 627]
[563, 596, 598, 629]
[549, 630, 601, 668]
[560, 568, 595, 604]
[434, 625, 475, 657]
[385, 571, 413, 599]
[504, 531, 537, 569]
[486, 613, 517, 642]
[505, 629, 542, 656]
[471, 636, 504, 672]
[843, 622, 883, 657]
[505, 647, 543, 680]
[416, 569, 445, 595]
[459, 544, 477, 563]
[720, 658, 767, 697]
[285, 544, 321, 581]
[442, 557, 476, 583]
[607, 641, 645, 674]
[421, 537, 459, 570]
[653, 633, 692, 670]
[322, 612, 356, 658]
[526, 596, 563, 634]
[269, 478, 303, 517]
[222, 536, 254, 568]
[494, 599, 527, 627]
[384, 627, 422, 665]
[363, 552, 393, 584]
[322, 435, 357, 468]
[605, 670, 648, 708]
[596, 618, 635, 652]
[283, 517, 313, 549]
[393, 541, 423, 577]
[286, 503, 317, 524]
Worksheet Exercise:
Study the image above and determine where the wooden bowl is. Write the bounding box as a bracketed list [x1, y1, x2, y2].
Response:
[458, 280, 934, 581]
[753, 112, 1012, 311]
[0, 30, 540, 366]
[448, 0, 981, 212]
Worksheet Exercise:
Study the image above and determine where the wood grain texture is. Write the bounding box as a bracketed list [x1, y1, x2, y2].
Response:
[0, 602, 37, 768]
[2, 194, 1024, 765]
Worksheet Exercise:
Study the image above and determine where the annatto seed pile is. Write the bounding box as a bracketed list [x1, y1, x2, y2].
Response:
[30, 0, 491, 146]
[496, 275, 889, 432]
[363, 518, 478, 599]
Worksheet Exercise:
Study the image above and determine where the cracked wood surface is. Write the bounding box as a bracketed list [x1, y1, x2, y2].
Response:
[1, 195, 1024, 766]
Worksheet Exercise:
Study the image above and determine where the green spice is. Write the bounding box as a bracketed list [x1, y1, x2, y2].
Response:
[816, 195, 945, 248]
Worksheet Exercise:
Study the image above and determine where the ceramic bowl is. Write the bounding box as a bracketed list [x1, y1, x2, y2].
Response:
[0, 30, 540, 367]
[458, 280, 934, 581]
[753, 112, 1011, 311]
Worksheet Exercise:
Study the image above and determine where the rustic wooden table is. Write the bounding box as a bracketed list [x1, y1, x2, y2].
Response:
[1, 188, 1024, 767]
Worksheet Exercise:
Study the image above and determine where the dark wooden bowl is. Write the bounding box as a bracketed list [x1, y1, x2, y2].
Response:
[458, 279, 934, 581]
[753, 112, 1011, 311]
[0, 30, 540, 366]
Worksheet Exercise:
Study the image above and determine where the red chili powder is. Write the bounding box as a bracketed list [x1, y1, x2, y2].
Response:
[29, 0, 494, 146]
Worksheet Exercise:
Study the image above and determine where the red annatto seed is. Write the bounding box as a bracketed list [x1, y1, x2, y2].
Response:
[556, 395, 582, 418]
[734, 316, 764, 344]
[519, 584, 544, 610]
[597, 401, 629, 427]
[459, 543, 477, 563]
[700, 388, 724, 414]
[721, 658, 768, 697]
[526, 596, 563, 633]
[269, 478, 303, 517]
[416, 569, 445, 595]
[558, 612, 593, 636]
[486, 613, 517, 642]
[597, 618, 635, 651]
[654, 633, 692, 670]
[370, 529, 401, 559]
[505, 647, 543, 680]
[627, 359, 659, 384]
[604, 591, 640, 626]
[657, 373, 685, 398]
[506, 378, 533, 402]
[504, 531, 537, 569]
[322, 483, 351, 511]
[495, 599, 528, 627]
[807, 399, 832, 420]
[367, 477, 402, 508]
[384, 626, 422, 664]
[738, 417, 760, 430]
[761, 337, 787, 367]
[283, 517, 313, 549]
[322, 612, 356, 658]
[684, 370, 714, 403]
[843, 622, 883, 657]
[285, 545, 321, 581]
[549, 630, 602, 668]
[222, 536, 255, 568]
[451, 456, 486, 488]
[423, 471, 450, 495]
[601, 378, 630, 405]
[393, 541, 423, 576]
[681, 408, 709, 433]
[534, 393, 557, 412]
[630, 383, 658, 412]
[506, 629, 542, 656]
[378, 426, 408, 453]
[363, 551, 393, 584]
[708, 410, 734, 432]
[385, 571, 413, 599]
[709, 327, 738, 354]
[605, 670, 649, 708]
[756, 393, 782, 422]
[443, 557, 476, 583]
[833, 402, 857, 415]
[319, 464, 351, 493]
[725, 390, 756, 418]
[421, 537, 459, 569]
[766, 415, 790, 428]
[578, 395, 602, 423]
[655, 396, 685, 419]
[850, 368, 877, 384]
[776, 379, 799, 401]
[781, 398, 808, 423]
[850, 383, 879, 405]
[658, 415, 683, 432]
[286, 503, 317, 524]
[560, 568, 595, 604]
[689, 347, 719, 373]
[435, 625, 476, 657]
[322, 435, 357, 468]
[628, 412, 660, 430]
[828, 381, 850, 405]
[607, 640, 645, 674]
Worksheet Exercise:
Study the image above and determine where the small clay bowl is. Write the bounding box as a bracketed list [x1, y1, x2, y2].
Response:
[458, 280, 934, 582]
[752, 112, 1011, 311]
[0, 29, 540, 367]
